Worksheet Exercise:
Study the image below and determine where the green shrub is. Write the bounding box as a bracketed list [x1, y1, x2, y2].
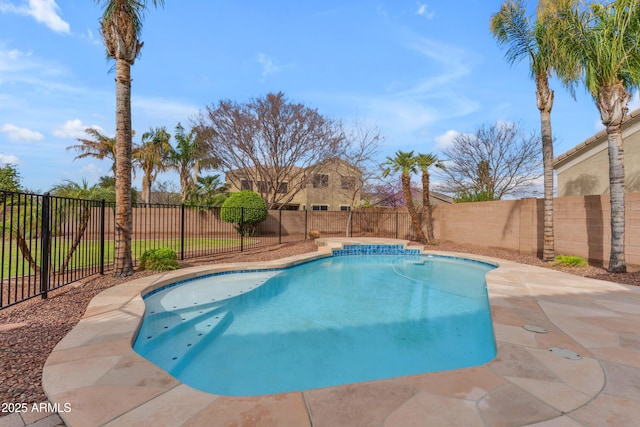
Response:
[139, 248, 180, 271]
[454, 190, 496, 203]
[554, 255, 587, 268]
[220, 190, 268, 236]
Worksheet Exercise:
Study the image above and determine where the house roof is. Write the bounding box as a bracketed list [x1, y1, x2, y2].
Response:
[430, 191, 454, 204]
[553, 107, 640, 169]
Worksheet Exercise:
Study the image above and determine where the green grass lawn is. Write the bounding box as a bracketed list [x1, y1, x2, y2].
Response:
[1, 237, 246, 278]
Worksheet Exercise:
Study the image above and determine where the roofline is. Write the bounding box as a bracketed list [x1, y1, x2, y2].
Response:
[553, 107, 640, 169]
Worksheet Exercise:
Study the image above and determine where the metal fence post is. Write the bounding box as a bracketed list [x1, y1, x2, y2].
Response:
[180, 204, 185, 261]
[395, 211, 399, 239]
[305, 209, 308, 240]
[349, 211, 353, 238]
[99, 199, 105, 275]
[39, 193, 51, 299]
[240, 207, 244, 252]
[278, 209, 282, 244]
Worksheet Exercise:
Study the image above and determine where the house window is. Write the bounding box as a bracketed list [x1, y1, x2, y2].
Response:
[240, 180, 253, 191]
[340, 205, 351, 211]
[340, 176, 356, 190]
[312, 174, 329, 188]
[277, 182, 288, 194]
[311, 204, 329, 211]
[257, 181, 269, 193]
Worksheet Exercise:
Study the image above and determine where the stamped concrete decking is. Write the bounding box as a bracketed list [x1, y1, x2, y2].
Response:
[35, 238, 640, 426]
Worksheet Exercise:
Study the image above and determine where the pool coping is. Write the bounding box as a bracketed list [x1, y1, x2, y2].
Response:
[42, 238, 640, 426]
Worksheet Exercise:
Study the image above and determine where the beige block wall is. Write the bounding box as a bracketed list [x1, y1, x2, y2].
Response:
[432, 193, 640, 268]
[432, 199, 524, 252]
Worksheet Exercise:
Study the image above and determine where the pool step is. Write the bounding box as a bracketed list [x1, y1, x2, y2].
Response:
[135, 311, 234, 374]
[134, 302, 228, 352]
[170, 311, 235, 377]
[135, 301, 226, 350]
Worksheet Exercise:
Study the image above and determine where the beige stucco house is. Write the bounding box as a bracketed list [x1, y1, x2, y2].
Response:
[553, 107, 640, 196]
[225, 158, 362, 211]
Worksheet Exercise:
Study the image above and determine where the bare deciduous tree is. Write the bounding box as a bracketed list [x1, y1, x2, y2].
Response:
[335, 121, 383, 207]
[441, 122, 542, 200]
[194, 92, 344, 209]
[331, 120, 383, 235]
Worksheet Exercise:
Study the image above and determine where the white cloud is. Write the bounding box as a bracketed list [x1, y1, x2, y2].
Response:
[0, 47, 31, 72]
[80, 163, 103, 180]
[0, 153, 20, 165]
[369, 98, 438, 130]
[132, 96, 200, 124]
[257, 53, 281, 77]
[53, 119, 104, 139]
[79, 28, 101, 46]
[402, 37, 471, 96]
[416, 3, 435, 20]
[0, 0, 70, 34]
[1, 124, 44, 142]
[435, 130, 463, 150]
[0, 45, 71, 87]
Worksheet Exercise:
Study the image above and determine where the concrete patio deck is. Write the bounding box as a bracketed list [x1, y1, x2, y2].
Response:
[29, 238, 640, 426]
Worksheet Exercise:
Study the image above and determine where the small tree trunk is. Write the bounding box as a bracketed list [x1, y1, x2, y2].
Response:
[60, 207, 91, 273]
[143, 174, 152, 204]
[422, 172, 434, 242]
[15, 230, 38, 273]
[402, 173, 427, 244]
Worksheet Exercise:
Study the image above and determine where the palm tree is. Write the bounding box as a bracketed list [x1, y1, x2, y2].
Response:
[94, 0, 165, 276]
[186, 175, 229, 208]
[49, 180, 114, 273]
[66, 128, 117, 176]
[382, 150, 427, 244]
[134, 127, 172, 204]
[416, 153, 445, 243]
[558, 0, 640, 273]
[168, 123, 218, 202]
[491, 0, 579, 262]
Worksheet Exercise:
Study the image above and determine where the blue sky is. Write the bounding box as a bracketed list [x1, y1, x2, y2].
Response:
[1, 0, 637, 193]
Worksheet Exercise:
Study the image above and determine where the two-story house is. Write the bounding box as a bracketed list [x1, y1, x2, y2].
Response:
[225, 158, 362, 211]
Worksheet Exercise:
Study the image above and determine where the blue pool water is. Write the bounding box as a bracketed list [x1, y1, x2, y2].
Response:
[134, 251, 497, 396]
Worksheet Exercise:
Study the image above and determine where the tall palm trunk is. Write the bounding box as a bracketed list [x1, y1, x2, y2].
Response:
[598, 83, 629, 273]
[114, 57, 134, 275]
[421, 172, 434, 242]
[402, 173, 427, 244]
[605, 128, 626, 273]
[537, 74, 555, 262]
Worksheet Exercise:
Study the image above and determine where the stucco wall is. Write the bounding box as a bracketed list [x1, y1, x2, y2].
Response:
[432, 193, 640, 268]
[555, 112, 640, 196]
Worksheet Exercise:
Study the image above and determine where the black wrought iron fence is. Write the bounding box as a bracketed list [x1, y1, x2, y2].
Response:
[1, 190, 413, 309]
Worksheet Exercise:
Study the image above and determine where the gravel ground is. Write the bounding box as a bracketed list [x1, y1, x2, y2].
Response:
[1, 238, 638, 410]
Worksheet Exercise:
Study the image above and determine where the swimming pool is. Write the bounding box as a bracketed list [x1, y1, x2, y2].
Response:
[134, 250, 497, 396]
